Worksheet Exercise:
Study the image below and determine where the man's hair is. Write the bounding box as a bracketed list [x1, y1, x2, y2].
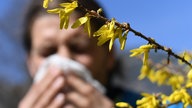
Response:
[23, 0, 107, 53]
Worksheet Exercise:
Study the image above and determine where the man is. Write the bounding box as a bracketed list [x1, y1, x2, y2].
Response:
[19, 0, 121, 107]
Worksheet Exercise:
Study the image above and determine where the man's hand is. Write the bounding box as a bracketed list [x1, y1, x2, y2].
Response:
[19, 68, 114, 108]
[64, 74, 114, 108]
[19, 68, 65, 108]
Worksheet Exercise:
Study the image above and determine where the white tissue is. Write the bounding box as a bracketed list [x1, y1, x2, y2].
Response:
[34, 54, 106, 94]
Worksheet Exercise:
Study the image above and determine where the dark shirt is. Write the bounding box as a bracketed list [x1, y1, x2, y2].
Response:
[106, 60, 142, 107]
[107, 86, 142, 107]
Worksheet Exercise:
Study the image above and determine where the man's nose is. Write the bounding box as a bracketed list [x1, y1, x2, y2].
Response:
[57, 46, 73, 59]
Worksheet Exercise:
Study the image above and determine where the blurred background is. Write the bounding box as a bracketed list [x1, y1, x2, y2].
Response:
[0, 0, 192, 107]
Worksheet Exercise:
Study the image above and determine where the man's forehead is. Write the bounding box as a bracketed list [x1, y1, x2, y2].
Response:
[33, 15, 60, 26]
[58, 26, 89, 41]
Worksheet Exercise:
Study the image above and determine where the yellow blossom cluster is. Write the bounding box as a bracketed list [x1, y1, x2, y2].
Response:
[136, 93, 160, 108]
[135, 53, 192, 107]
[138, 63, 185, 90]
[138, 89, 192, 108]
[162, 89, 192, 108]
[129, 46, 189, 90]
[44, 0, 127, 51]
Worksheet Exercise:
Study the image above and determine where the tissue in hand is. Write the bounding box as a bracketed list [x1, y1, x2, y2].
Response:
[34, 54, 106, 94]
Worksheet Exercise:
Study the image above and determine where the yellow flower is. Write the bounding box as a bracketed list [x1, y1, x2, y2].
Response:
[130, 44, 154, 65]
[47, 8, 68, 29]
[119, 30, 128, 50]
[71, 14, 91, 36]
[47, 1, 78, 29]
[186, 82, 192, 88]
[161, 94, 169, 105]
[148, 69, 156, 83]
[111, 27, 122, 51]
[59, 1, 78, 15]
[143, 50, 149, 65]
[115, 102, 132, 108]
[93, 18, 122, 51]
[187, 69, 192, 81]
[138, 64, 150, 80]
[93, 24, 109, 45]
[155, 69, 172, 86]
[186, 69, 192, 88]
[43, 0, 53, 8]
[178, 51, 192, 65]
[167, 75, 184, 90]
[137, 93, 160, 108]
[130, 44, 154, 57]
[168, 89, 192, 108]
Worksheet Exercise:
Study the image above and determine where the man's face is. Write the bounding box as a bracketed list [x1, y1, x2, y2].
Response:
[28, 15, 114, 84]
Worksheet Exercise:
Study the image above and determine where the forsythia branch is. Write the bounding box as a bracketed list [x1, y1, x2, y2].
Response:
[74, 0, 192, 68]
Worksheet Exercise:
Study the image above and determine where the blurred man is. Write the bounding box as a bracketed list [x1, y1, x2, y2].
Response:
[19, 0, 123, 108]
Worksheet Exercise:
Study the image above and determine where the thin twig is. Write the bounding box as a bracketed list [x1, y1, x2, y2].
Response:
[76, 1, 192, 68]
